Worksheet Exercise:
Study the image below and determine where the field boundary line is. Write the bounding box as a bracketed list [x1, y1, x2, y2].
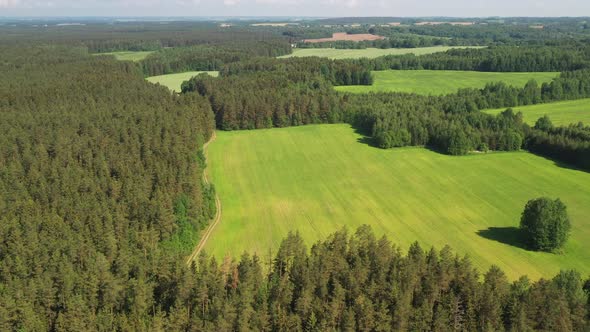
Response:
[186, 131, 221, 266]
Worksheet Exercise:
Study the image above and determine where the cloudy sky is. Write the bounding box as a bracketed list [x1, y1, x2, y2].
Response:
[1, 0, 589, 17]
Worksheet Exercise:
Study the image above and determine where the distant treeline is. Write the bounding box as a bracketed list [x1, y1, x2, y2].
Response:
[352, 46, 590, 72]
[220, 57, 373, 86]
[291, 17, 590, 48]
[295, 34, 457, 49]
[142, 43, 590, 82]
[184, 56, 590, 169]
[139, 41, 292, 76]
[0, 22, 289, 53]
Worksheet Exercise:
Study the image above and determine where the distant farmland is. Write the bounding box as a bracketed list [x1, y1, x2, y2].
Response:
[146, 71, 219, 92]
[335, 70, 558, 95]
[95, 51, 154, 62]
[280, 46, 482, 60]
[207, 124, 590, 280]
[303, 32, 385, 43]
[485, 98, 590, 126]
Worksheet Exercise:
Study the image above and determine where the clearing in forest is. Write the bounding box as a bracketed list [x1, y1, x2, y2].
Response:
[95, 51, 154, 62]
[280, 46, 482, 60]
[335, 70, 559, 95]
[484, 98, 590, 126]
[303, 32, 386, 43]
[146, 71, 219, 92]
[206, 124, 590, 280]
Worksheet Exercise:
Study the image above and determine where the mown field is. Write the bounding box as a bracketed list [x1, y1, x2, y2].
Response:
[279, 46, 482, 60]
[335, 70, 559, 95]
[96, 51, 154, 61]
[485, 98, 590, 126]
[146, 71, 219, 92]
[207, 124, 590, 280]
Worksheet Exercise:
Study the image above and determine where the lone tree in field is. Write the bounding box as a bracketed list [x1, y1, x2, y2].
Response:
[520, 197, 571, 252]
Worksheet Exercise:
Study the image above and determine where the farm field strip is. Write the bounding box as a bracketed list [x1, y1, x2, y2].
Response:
[484, 98, 590, 126]
[303, 32, 386, 43]
[206, 124, 590, 280]
[186, 131, 222, 266]
[95, 51, 154, 62]
[279, 46, 483, 60]
[335, 70, 559, 95]
[146, 71, 219, 92]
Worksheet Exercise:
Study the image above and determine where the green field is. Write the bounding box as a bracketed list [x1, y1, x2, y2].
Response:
[335, 70, 559, 95]
[95, 51, 154, 61]
[279, 46, 483, 60]
[146, 71, 219, 92]
[207, 124, 590, 280]
[485, 98, 590, 126]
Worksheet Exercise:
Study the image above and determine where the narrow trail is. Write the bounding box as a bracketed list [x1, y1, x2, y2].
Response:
[186, 131, 222, 266]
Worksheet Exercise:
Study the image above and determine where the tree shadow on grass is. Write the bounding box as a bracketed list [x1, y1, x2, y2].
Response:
[352, 126, 380, 148]
[477, 227, 530, 251]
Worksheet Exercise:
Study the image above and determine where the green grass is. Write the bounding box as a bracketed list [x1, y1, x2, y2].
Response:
[279, 46, 483, 60]
[485, 98, 590, 126]
[146, 71, 219, 92]
[207, 124, 590, 280]
[335, 70, 559, 95]
[95, 51, 154, 62]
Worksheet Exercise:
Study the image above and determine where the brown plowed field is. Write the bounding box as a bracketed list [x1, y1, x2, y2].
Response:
[304, 32, 385, 43]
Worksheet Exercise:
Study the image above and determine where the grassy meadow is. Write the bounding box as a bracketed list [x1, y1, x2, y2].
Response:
[146, 71, 219, 92]
[485, 98, 590, 126]
[335, 70, 559, 95]
[96, 51, 154, 62]
[279, 46, 482, 60]
[207, 124, 590, 280]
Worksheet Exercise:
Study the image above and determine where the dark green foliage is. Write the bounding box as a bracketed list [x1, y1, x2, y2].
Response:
[0, 22, 290, 53]
[535, 115, 554, 131]
[447, 129, 471, 155]
[184, 72, 342, 130]
[305, 17, 590, 48]
[520, 198, 571, 251]
[0, 46, 215, 330]
[161, 227, 587, 331]
[478, 142, 490, 153]
[499, 130, 524, 151]
[525, 122, 590, 170]
[354, 45, 590, 72]
[140, 42, 291, 76]
[220, 56, 373, 86]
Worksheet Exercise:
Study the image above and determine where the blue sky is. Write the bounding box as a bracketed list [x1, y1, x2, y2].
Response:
[1, 0, 589, 17]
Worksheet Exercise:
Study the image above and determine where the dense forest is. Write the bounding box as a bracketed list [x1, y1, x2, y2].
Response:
[139, 41, 292, 76]
[349, 45, 590, 72]
[0, 22, 287, 52]
[2, 19, 590, 331]
[0, 46, 217, 330]
[287, 17, 590, 48]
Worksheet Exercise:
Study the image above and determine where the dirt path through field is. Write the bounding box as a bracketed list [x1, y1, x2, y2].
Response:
[186, 131, 221, 266]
